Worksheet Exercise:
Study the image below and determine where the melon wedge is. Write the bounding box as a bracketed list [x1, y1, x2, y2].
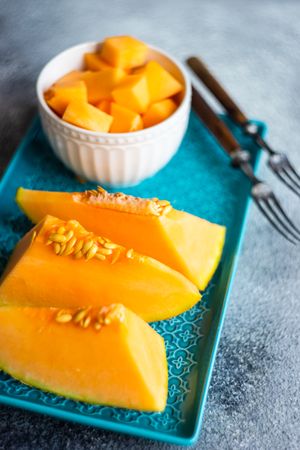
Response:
[0, 303, 168, 411]
[16, 187, 226, 290]
[0, 215, 200, 321]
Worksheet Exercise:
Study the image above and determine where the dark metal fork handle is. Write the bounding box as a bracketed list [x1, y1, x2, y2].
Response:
[187, 56, 248, 126]
[191, 86, 251, 166]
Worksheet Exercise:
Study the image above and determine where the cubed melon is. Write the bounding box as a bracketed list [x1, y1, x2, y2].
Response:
[45, 80, 87, 116]
[81, 68, 126, 104]
[0, 304, 168, 411]
[62, 100, 113, 132]
[112, 74, 149, 113]
[143, 99, 177, 128]
[84, 52, 112, 71]
[142, 61, 183, 103]
[110, 103, 143, 133]
[96, 99, 111, 114]
[100, 36, 148, 70]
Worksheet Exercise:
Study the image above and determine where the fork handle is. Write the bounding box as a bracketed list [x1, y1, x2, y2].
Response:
[191, 86, 257, 183]
[187, 56, 248, 126]
[191, 86, 242, 156]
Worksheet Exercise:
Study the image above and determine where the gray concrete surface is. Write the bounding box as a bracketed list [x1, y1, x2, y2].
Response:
[0, 0, 300, 448]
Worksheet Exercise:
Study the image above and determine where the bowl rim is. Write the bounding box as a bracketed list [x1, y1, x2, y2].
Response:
[36, 41, 191, 138]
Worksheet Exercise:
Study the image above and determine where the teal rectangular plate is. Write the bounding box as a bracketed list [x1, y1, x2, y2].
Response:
[0, 113, 265, 446]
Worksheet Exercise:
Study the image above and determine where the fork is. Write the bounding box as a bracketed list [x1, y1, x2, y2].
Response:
[191, 85, 300, 244]
[187, 56, 300, 198]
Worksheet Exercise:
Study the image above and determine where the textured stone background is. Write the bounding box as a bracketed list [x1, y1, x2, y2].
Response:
[0, 0, 299, 448]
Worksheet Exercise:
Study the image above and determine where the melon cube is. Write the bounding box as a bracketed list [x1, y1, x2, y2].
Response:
[54, 71, 84, 86]
[45, 80, 87, 116]
[143, 61, 183, 103]
[81, 68, 126, 104]
[84, 52, 112, 71]
[100, 36, 148, 70]
[112, 74, 149, 113]
[143, 99, 177, 128]
[110, 103, 143, 133]
[96, 99, 111, 114]
[62, 100, 113, 132]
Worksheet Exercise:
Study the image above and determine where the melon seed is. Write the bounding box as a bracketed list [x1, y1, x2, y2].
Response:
[74, 308, 88, 323]
[111, 250, 121, 264]
[74, 240, 84, 253]
[64, 236, 77, 254]
[94, 322, 102, 331]
[126, 248, 134, 259]
[49, 233, 67, 243]
[82, 240, 94, 255]
[65, 230, 74, 242]
[59, 243, 67, 256]
[158, 200, 170, 207]
[74, 250, 83, 259]
[98, 248, 113, 256]
[104, 242, 119, 250]
[67, 219, 80, 228]
[54, 243, 61, 255]
[56, 312, 73, 323]
[95, 253, 106, 261]
[81, 315, 91, 328]
[86, 244, 98, 261]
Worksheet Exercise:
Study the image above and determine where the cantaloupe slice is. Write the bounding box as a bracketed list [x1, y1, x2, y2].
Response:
[44, 80, 87, 116]
[0, 303, 168, 411]
[110, 103, 143, 133]
[112, 74, 149, 113]
[0, 215, 200, 320]
[81, 68, 126, 104]
[84, 52, 112, 71]
[143, 99, 177, 128]
[62, 100, 113, 132]
[141, 61, 183, 103]
[100, 36, 148, 70]
[16, 188, 226, 290]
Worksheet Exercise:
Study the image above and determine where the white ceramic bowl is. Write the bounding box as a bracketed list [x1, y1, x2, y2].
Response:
[37, 42, 191, 187]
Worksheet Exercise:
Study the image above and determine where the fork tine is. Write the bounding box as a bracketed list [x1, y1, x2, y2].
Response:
[282, 167, 300, 190]
[273, 170, 300, 199]
[286, 159, 300, 183]
[254, 198, 298, 244]
[270, 193, 300, 237]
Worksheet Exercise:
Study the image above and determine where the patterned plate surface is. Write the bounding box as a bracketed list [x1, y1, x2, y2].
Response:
[0, 113, 265, 445]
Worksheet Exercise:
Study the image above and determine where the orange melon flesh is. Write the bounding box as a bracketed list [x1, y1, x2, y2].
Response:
[96, 99, 111, 114]
[143, 99, 177, 128]
[110, 103, 143, 133]
[62, 100, 113, 132]
[142, 61, 183, 103]
[44, 80, 87, 116]
[112, 74, 149, 113]
[54, 70, 84, 85]
[16, 188, 226, 290]
[100, 36, 148, 70]
[0, 304, 168, 411]
[0, 214, 200, 321]
[81, 68, 126, 104]
[84, 52, 112, 71]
